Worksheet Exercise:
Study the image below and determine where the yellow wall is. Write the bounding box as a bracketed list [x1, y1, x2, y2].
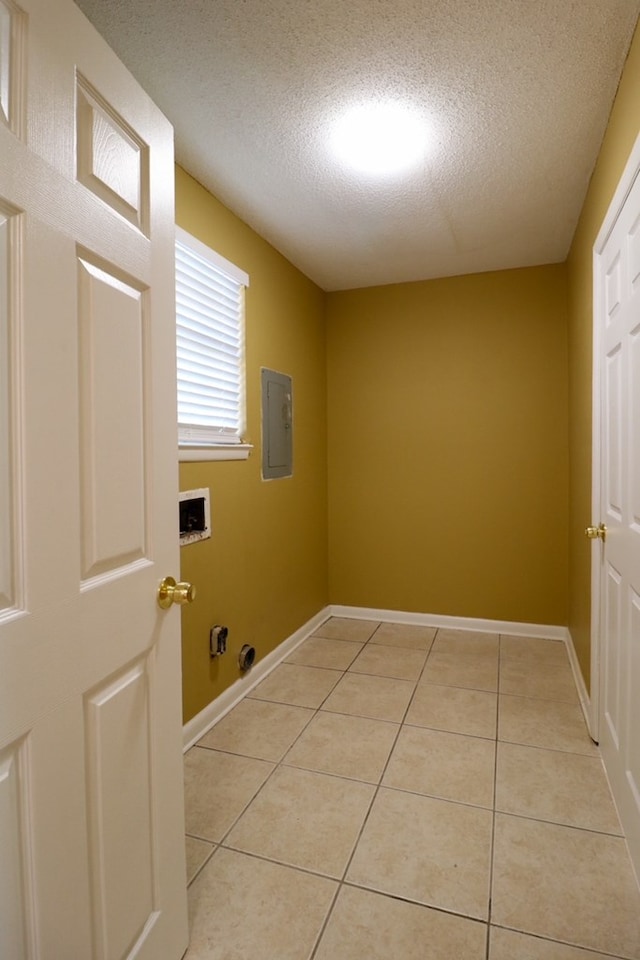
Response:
[176, 168, 328, 724]
[326, 266, 569, 625]
[567, 22, 640, 691]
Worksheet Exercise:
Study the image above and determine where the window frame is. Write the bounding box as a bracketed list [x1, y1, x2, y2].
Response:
[175, 226, 251, 462]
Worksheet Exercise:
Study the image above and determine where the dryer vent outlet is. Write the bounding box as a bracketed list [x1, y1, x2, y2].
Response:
[238, 645, 255, 672]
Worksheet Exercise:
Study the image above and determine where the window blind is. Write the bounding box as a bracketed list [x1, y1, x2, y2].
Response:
[175, 228, 248, 445]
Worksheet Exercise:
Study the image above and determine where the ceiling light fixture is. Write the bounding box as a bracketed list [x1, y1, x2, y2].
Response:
[330, 101, 428, 177]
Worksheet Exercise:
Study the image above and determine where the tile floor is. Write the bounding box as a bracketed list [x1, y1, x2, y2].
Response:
[182, 618, 640, 960]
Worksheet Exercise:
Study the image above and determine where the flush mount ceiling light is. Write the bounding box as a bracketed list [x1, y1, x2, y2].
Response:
[330, 101, 428, 176]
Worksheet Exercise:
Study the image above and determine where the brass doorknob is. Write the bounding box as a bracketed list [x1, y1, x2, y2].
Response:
[585, 523, 607, 542]
[157, 576, 196, 609]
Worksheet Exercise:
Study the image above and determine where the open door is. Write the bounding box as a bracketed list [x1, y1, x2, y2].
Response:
[591, 134, 640, 883]
[0, 0, 189, 956]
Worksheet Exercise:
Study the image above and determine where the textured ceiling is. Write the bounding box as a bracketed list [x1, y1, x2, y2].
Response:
[75, 0, 640, 291]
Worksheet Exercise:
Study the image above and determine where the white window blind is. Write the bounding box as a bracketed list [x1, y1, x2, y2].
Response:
[175, 227, 249, 446]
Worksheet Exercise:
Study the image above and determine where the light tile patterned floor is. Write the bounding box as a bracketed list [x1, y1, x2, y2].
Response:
[183, 619, 640, 960]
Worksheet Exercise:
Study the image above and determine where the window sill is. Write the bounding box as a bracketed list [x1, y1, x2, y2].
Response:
[179, 443, 253, 463]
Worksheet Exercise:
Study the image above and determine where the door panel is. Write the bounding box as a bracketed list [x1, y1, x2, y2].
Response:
[631, 322, 640, 530]
[630, 212, 640, 284]
[605, 345, 623, 519]
[85, 658, 157, 960]
[77, 256, 147, 580]
[0, 5, 10, 127]
[0, 207, 16, 611]
[76, 74, 149, 234]
[630, 592, 640, 806]
[0, 1, 188, 957]
[0, 738, 33, 959]
[605, 250, 622, 321]
[603, 562, 623, 749]
[0, 0, 24, 137]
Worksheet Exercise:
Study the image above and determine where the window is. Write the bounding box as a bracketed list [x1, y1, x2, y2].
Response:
[175, 227, 251, 461]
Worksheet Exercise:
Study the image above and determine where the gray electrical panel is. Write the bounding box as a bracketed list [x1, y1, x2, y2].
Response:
[261, 368, 292, 479]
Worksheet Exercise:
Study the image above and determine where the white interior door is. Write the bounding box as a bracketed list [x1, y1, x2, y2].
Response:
[593, 136, 640, 884]
[0, 1, 189, 957]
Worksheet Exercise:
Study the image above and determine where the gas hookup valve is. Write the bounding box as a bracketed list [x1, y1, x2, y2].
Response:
[210, 625, 228, 658]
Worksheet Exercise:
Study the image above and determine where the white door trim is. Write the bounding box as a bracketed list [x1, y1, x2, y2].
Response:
[590, 131, 640, 741]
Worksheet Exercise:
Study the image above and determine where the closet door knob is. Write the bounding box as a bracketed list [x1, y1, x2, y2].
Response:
[585, 524, 607, 542]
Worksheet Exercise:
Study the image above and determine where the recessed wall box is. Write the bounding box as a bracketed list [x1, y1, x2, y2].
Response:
[179, 488, 211, 546]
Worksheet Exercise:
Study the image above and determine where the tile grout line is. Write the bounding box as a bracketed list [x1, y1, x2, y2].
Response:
[308, 623, 437, 960]
[484, 808, 627, 840]
[191, 627, 385, 862]
[488, 922, 630, 959]
[189, 619, 392, 956]
[323, 625, 498, 947]
[185, 840, 217, 889]
[197, 686, 326, 854]
[339, 878, 491, 924]
[231, 623, 388, 960]
[306, 621, 387, 960]
[486, 634, 504, 959]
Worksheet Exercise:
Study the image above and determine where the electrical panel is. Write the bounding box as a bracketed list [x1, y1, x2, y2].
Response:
[261, 368, 292, 479]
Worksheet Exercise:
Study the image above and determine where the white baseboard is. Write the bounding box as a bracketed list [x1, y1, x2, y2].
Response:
[183, 603, 580, 751]
[332, 606, 596, 732]
[183, 606, 331, 751]
[565, 627, 595, 741]
[329, 604, 568, 641]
